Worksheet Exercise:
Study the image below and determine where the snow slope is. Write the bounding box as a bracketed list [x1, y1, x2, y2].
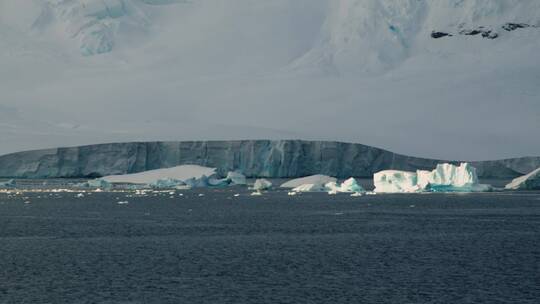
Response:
[1, 0, 539, 160]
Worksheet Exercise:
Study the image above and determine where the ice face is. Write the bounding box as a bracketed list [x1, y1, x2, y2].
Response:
[417, 163, 479, 189]
[374, 170, 420, 193]
[374, 163, 491, 193]
[505, 167, 540, 190]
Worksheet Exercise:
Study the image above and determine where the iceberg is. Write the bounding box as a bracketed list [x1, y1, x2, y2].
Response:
[374, 170, 420, 193]
[374, 163, 492, 193]
[79, 178, 113, 190]
[102, 165, 217, 184]
[253, 179, 273, 191]
[417, 163, 478, 190]
[149, 178, 186, 189]
[288, 177, 366, 194]
[281, 175, 337, 188]
[226, 171, 247, 185]
[325, 178, 366, 194]
[505, 167, 540, 190]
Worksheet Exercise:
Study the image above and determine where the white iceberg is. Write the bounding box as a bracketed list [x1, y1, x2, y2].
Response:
[281, 175, 337, 188]
[253, 179, 273, 191]
[417, 163, 479, 190]
[332, 178, 366, 193]
[505, 167, 540, 190]
[374, 170, 420, 193]
[374, 163, 492, 193]
[290, 177, 365, 194]
[226, 171, 247, 185]
[102, 165, 217, 184]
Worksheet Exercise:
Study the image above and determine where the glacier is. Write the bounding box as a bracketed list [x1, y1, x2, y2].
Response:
[0, 141, 539, 179]
[505, 167, 540, 190]
[374, 163, 492, 193]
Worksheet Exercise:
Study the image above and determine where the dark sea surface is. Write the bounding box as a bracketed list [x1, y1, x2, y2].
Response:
[0, 187, 539, 304]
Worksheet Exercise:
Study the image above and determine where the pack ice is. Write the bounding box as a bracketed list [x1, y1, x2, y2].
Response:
[374, 163, 492, 193]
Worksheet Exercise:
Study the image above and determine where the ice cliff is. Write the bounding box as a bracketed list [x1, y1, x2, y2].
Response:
[0, 140, 539, 179]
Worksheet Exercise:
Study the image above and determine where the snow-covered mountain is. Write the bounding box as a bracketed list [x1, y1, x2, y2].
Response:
[1, 0, 539, 160]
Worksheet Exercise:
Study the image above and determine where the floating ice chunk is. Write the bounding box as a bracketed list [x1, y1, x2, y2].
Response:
[505, 167, 540, 190]
[85, 179, 113, 190]
[253, 179, 273, 191]
[374, 170, 420, 193]
[226, 171, 247, 185]
[150, 178, 186, 189]
[251, 191, 262, 196]
[417, 163, 479, 189]
[117, 201, 129, 205]
[281, 175, 337, 188]
[325, 178, 365, 194]
[76, 193, 85, 198]
[337, 178, 365, 193]
[287, 191, 297, 196]
[417, 163, 491, 192]
[374, 163, 491, 193]
[350, 192, 363, 197]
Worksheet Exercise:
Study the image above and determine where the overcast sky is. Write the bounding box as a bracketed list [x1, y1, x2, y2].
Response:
[0, 0, 539, 160]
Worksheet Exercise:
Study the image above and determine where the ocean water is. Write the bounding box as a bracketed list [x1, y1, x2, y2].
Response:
[0, 188, 539, 303]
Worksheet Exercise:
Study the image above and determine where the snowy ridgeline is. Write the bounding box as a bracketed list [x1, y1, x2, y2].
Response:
[67, 162, 540, 194]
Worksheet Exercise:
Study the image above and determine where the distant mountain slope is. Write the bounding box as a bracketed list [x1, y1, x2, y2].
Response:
[0, 0, 539, 159]
[0, 140, 538, 178]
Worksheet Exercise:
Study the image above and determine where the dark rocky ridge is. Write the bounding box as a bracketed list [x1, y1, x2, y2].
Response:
[0, 140, 538, 179]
